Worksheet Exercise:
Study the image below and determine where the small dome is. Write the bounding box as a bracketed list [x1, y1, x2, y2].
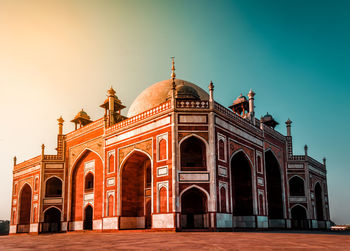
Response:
[233, 94, 248, 105]
[261, 112, 279, 129]
[74, 109, 91, 120]
[127, 79, 209, 117]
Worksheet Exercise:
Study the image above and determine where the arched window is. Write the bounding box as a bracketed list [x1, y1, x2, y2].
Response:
[107, 195, 114, 217]
[159, 139, 167, 161]
[220, 186, 227, 213]
[159, 187, 167, 213]
[85, 173, 94, 191]
[108, 154, 115, 173]
[289, 176, 305, 196]
[218, 139, 225, 161]
[180, 136, 206, 171]
[45, 177, 62, 197]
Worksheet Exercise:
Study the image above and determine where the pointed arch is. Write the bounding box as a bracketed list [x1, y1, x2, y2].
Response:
[70, 148, 104, 177]
[83, 204, 93, 230]
[118, 149, 153, 229]
[180, 185, 209, 229]
[119, 148, 153, 175]
[291, 204, 309, 229]
[230, 149, 254, 216]
[45, 176, 63, 197]
[179, 134, 208, 171]
[289, 175, 305, 196]
[42, 206, 61, 233]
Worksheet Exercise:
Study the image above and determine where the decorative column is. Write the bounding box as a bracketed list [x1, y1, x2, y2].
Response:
[57, 116, 64, 135]
[304, 145, 308, 157]
[41, 144, 45, 158]
[208, 80, 217, 230]
[108, 87, 116, 126]
[248, 89, 255, 124]
[285, 119, 292, 137]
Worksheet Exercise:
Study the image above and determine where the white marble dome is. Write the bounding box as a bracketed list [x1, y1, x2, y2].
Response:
[127, 79, 209, 117]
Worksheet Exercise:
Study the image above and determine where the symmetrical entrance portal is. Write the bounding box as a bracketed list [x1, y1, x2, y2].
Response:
[181, 187, 208, 229]
[120, 151, 152, 229]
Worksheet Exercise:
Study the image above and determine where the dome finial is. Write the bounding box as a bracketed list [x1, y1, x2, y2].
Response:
[171, 56, 176, 80]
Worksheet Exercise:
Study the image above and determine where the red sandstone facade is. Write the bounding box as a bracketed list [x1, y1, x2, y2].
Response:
[10, 66, 331, 234]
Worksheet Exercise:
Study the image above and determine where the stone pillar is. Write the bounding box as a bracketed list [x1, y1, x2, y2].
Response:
[208, 81, 217, 230]
[323, 157, 326, 167]
[285, 119, 292, 136]
[248, 89, 255, 124]
[304, 145, 308, 156]
[57, 116, 64, 135]
[108, 87, 116, 125]
[41, 144, 45, 158]
[209, 81, 214, 109]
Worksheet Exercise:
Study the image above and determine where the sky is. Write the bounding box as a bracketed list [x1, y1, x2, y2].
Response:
[0, 0, 349, 224]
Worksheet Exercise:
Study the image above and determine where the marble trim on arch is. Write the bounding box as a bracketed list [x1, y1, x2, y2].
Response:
[68, 137, 104, 174]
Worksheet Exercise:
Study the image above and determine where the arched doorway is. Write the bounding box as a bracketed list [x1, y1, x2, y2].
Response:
[42, 207, 61, 233]
[18, 184, 32, 233]
[231, 151, 253, 216]
[265, 150, 284, 225]
[181, 187, 208, 229]
[84, 205, 93, 230]
[291, 205, 309, 229]
[180, 136, 206, 171]
[315, 183, 324, 221]
[45, 177, 62, 197]
[120, 151, 152, 229]
[289, 176, 305, 196]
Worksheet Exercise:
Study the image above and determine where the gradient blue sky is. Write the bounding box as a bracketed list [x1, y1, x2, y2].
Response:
[0, 0, 349, 224]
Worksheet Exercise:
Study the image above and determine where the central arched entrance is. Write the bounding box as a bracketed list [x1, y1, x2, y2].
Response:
[181, 187, 208, 229]
[42, 207, 61, 233]
[265, 150, 285, 227]
[291, 205, 309, 229]
[18, 184, 32, 233]
[120, 151, 152, 229]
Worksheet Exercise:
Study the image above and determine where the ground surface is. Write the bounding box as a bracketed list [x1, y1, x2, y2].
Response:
[0, 231, 350, 250]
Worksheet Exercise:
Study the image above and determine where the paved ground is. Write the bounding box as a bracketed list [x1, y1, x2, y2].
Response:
[0, 231, 350, 250]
